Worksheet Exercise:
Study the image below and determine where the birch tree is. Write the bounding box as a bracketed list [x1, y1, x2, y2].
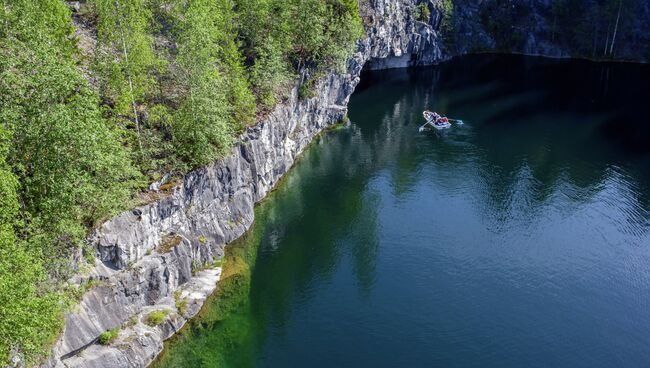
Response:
[172, 0, 234, 167]
[608, 0, 623, 56]
[94, 0, 158, 159]
[0, 0, 135, 363]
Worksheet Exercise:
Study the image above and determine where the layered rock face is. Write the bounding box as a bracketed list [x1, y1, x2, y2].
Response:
[429, 0, 650, 62]
[46, 2, 444, 367]
[44, 0, 650, 366]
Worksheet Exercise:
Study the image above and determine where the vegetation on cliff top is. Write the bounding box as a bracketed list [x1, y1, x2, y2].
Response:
[0, 0, 362, 364]
[3, 0, 647, 364]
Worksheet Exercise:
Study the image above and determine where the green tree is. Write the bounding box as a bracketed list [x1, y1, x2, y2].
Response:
[0, 1, 137, 361]
[171, 0, 236, 167]
[218, 1, 256, 130]
[440, 0, 454, 41]
[287, 0, 363, 97]
[321, 0, 365, 69]
[0, 114, 62, 366]
[0, 0, 76, 54]
[414, 2, 431, 23]
[94, 0, 158, 159]
[234, 0, 293, 106]
[1, 41, 137, 269]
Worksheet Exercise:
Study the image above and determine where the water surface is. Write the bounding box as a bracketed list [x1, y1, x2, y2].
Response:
[154, 55, 650, 368]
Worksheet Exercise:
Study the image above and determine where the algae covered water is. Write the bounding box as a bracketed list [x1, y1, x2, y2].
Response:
[153, 55, 650, 368]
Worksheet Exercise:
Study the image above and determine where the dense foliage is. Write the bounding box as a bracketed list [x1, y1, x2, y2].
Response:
[0, 0, 136, 364]
[170, 0, 252, 166]
[414, 3, 431, 22]
[0, 121, 62, 366]
[94, 0, 159, 162]
[92, 0, 363, 169]
[0, 0, 363, 364]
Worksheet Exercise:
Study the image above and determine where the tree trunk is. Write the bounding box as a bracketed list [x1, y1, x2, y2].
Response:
[115, 0, 144, 158]
[609, 0, 623, 56]
[551, 14, 557, 43]
[603, 22, 611, 57]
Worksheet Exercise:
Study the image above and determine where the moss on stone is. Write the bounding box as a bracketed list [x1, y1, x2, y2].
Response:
[157, 234, 183, 254]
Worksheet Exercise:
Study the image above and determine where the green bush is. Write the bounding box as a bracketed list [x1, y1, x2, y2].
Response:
[414, 3, 431, 22]
[298, 79, 317, 100]
[145, 310, 171, 327]
[98, 328, 120, 345]
[174, 291, 189, 316]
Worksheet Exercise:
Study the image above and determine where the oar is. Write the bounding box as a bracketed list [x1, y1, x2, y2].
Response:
[448, 118, 464, 124]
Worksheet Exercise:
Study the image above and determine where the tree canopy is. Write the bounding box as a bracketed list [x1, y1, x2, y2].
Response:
[0, 0, 363, 364]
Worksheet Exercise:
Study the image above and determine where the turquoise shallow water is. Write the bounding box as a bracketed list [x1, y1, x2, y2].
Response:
[154, 55, 650, 368]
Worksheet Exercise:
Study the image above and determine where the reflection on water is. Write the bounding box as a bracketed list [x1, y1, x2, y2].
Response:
[154, 55, 650, 368]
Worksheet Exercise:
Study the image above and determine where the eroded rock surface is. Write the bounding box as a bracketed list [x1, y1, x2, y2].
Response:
[46, 0, 650, 366]
[46, 2, 446, 367]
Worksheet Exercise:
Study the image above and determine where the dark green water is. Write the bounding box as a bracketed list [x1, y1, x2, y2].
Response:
[154, 55, 650, 368]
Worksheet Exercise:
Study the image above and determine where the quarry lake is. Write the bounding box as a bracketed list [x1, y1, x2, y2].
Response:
[153, 55, 650, 368]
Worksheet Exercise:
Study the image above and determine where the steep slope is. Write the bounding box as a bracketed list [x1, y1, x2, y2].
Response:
[41, 0, 650, 367]
[44, 2, 443, 367]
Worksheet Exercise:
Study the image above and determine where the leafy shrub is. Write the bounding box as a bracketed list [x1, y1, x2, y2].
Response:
[145, 310, 171, 327]
[98, 328, 119, 345]
[174, 291, 189, 316]
[414, 3, 431, 22]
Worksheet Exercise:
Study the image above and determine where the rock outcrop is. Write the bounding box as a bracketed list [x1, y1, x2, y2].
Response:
[46, 2, 445, 367]
[45, 0, 650, 366]
[430, 0, 650, 62]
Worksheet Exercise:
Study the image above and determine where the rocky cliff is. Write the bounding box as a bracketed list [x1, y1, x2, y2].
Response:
[45, 1, 444, 367]
[44, 0, 650, 366]
[431, 0, 650, 62]
[365, 0, 650, 66]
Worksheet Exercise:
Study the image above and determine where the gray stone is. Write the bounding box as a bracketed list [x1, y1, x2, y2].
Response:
[45, 2, 445, 367]
[45, 2, 448, 367]
[46, 0, 650, 366]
